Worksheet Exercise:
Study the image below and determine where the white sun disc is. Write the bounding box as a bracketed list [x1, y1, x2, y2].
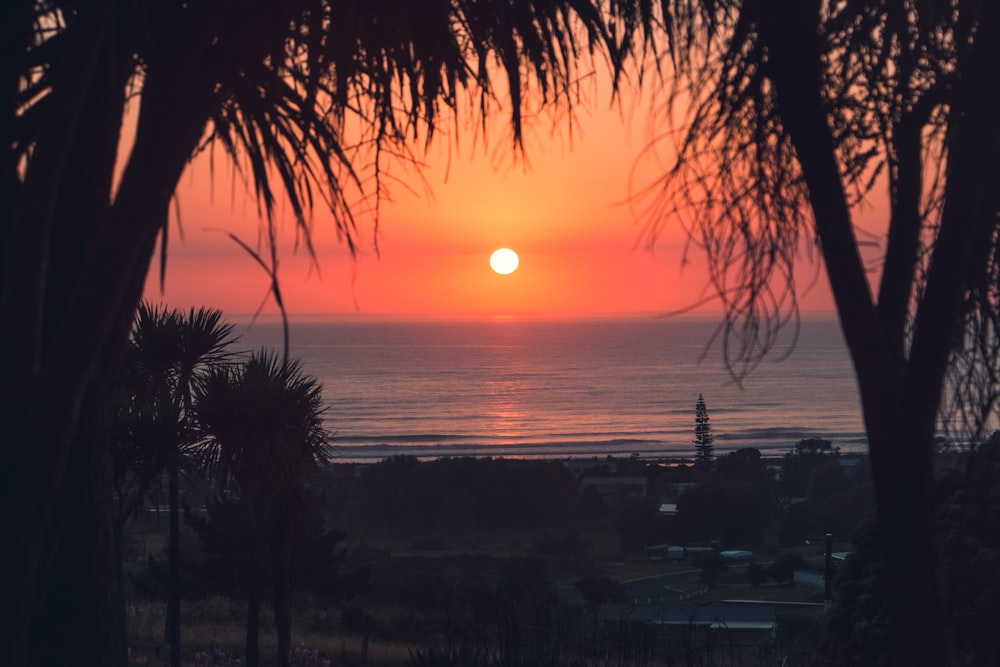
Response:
[489, 248, 520, 275]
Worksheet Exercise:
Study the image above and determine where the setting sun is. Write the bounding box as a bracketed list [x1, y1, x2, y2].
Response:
[143, 64, 839, 318]
[489, 248, 520, 275]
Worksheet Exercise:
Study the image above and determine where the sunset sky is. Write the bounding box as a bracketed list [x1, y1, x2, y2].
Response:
[144, 76, 841, 319]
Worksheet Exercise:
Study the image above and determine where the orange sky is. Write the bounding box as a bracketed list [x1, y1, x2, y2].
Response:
[144, 78, 841, 319]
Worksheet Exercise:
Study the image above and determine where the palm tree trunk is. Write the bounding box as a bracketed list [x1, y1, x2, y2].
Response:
[246, 537, 261, 667]
[272, 513, 293, 667]
[167, 460, 181, 667]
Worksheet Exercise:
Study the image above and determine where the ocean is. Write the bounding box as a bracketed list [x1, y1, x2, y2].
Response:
[233, 316, 866, 462]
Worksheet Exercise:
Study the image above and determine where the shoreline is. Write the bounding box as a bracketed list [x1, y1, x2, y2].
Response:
[325, 444, 874, 465]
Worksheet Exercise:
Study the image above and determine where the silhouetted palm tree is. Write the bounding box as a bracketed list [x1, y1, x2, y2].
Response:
[113, 303, 235, 667]
[2, 2, 655, 663]
[195, 351, 327, 667]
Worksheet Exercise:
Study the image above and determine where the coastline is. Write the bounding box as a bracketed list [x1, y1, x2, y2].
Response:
[324, 437, 871, 464]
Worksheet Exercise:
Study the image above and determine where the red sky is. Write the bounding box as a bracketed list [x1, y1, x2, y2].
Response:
[144, 79, 841, 319]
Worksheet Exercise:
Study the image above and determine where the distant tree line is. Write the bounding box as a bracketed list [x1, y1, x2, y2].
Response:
[627, 440, 874, 552]
[340, 438, 874, 560]
[345, 456, 584, 535]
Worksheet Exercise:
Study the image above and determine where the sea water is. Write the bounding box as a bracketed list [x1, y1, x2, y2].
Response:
[233, 316, 866, 462]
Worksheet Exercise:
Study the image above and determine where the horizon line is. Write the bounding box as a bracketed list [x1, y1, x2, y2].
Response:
[218, 309, 841, 324]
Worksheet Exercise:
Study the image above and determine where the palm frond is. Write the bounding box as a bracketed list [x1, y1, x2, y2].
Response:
[195, 349, 328, 508]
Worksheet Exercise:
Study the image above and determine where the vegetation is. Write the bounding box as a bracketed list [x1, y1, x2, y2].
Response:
[195, 351, 328, 667]
[652, 442, 873, 553]
[0, 3, 650, 664]
[7, 1, 1000, 665]
[126, 447, 854, 666]
[826, 434, 1000, 665]
[113, 303, 236, 667]
[112, 305, 344, 667]
[346, 456, 582, 536]
[693, 394, 715, 473]
[121, 427, 1000, 666]
[639, 2, 1000, 664]
[59, 299, 889, 666]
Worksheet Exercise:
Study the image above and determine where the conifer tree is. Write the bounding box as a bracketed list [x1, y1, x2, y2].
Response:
[694, 394, 715, 471]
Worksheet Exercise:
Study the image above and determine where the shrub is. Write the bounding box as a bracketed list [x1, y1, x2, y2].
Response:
[190, 647, 240, 667]
[289, 646, 332, 667]
[768, 552, 809, 584]
[747, 562, 768, 586]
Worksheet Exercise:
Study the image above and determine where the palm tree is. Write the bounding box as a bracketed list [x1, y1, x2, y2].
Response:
[1, 3, 654, 663]
[113, 303, 235, 667]
[195, 351, 327, 667]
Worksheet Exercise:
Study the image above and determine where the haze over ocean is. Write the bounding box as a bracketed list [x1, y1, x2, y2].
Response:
[234, 317, 866, 462]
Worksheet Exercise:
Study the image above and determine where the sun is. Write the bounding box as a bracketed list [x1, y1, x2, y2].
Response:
[489, 248, 519, 275]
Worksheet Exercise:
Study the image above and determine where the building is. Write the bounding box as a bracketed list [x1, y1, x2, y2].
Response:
[598, 601, 825, 654]
[599, 602, 777, 650]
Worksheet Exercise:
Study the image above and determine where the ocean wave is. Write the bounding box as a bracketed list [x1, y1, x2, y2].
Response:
[239, 318, 869, 463]
[715, 427, 866, 441]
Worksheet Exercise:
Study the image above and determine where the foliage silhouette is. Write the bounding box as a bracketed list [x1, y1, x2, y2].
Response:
[0, 3, 652, 663]
[113, 303, 235, 667]
[673, 447, 775, 546]
[767, 552, 808, 585]
[349, 456, 581, 535]
[635, 3, 1000, 662]
[780, 438, 839, 498]
[615, 496, 665, 554]
[195, 351, 327, 667]
[183, 493, 362, 605]
[827, 435, 1000, 664]
[693, 393, 714, 472]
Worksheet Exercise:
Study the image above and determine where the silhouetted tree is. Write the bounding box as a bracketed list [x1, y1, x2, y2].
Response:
[822, 515, 890, 666]
[714, 447, 771, 485]
[638, 3, 1000, 662]
[196, 351, 327, 667]
[0, 3, 653, 664]
[768, 552, 808, 585]
[826, 445, 1000, 667]
[113, 303, 234, 667]
[693, 393, 714, 472]
[675, 479, 771, 546]
[615, 497, 664, 554]
[696, 551, 727, 585]
[349, 457, 581, 535]
[185, 492, 360, 605]
[780, 438, 839, 498]
[574, 576, 626, 605]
